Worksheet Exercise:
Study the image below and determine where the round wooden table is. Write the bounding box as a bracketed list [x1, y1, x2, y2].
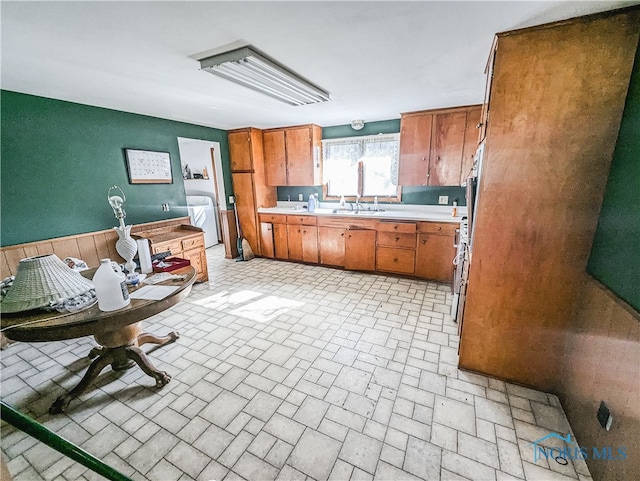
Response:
[1, 266, 197, 414]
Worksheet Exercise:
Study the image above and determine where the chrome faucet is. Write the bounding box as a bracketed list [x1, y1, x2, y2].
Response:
[355, 194, 362, 213]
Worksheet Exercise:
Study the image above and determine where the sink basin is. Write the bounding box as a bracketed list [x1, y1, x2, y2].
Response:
[340, 210, 380, 216]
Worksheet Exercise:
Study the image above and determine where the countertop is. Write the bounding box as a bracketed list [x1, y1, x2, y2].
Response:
[258, 202, 467, 223]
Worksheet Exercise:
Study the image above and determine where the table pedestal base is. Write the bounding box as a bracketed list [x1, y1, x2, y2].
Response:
[49, 331, 179, 414]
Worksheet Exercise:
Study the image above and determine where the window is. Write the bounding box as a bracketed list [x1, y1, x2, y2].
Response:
[322, 134, 401, 200]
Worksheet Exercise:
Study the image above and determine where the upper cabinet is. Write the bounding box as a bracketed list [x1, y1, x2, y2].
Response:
[398, 105, 481, 186]
[228, 128, 264, 172]
[263, 124, 322, 186]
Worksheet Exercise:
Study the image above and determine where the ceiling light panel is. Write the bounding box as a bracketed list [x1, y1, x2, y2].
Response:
[199, 46, 330, 106]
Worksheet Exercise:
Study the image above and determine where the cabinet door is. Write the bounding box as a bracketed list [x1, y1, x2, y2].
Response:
[287, 224, 304, 261]
[260, 223, 275, 258]
[301, 226, 318, 263]
[228, 131, 253, 172]
[430, 111, 467, 186]
[231, 173, 259, 255]
[460, 106, 482, 183]
[263, 130, 288, 186]
[345, 229, 376, 271]
[273, 224, 289, 259]
[318, 226, 345, 267]
[183, 247, 205, 281]
[286, 127, 313, 185]
[398, 113, 432, 186]
[415, 233, 455, 282]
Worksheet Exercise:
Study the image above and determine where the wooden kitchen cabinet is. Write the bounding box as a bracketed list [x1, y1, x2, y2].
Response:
[228, 127, 277, 256]
[286, 215, 318, 263]
[345, 229, 376, 271]
[229, 128, 262, 172]
[273, 223, 288, 259]
[460, 105, 483, 183]
[301, 226, 319, 263]
[398, 105, 482, 186]
[263, 124, 322, 186]
[260, 223, 275, 258]
[415, 233, 455, 282]
[318, 226, 345, 266]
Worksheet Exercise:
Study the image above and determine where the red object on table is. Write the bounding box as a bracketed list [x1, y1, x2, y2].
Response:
[152, 257, 191, 273]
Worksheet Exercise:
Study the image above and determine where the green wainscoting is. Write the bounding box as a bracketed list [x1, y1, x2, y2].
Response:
[1, 91, 230, 246]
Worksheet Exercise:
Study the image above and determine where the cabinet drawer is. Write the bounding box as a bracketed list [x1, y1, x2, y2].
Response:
[417, 222, 457, 235]
[287, 215, 317, 226]
[377, 231, 416, 249]
[182, 236, 204, 251]
[377, 221, 416, 233]
[152, 240, 182, 256]
[259, 213, 287, 224]
[376, 247, 416, 274]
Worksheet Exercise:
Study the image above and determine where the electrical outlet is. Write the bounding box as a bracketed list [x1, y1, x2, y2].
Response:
[229, 195, 235, 204]
[438, 196, 449, 205]
[298, 193, 304, 201]
[161, 203, 170, 211]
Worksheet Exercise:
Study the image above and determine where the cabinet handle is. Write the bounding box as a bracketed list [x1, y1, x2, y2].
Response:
[393, 225, 398, 230]
[300, 218, 304, 222]
[422, 239, 427, 244]
[438, 227, 442, 231]
[436, 156, 441, 161]
[393, 258, 398, 263]
[280, 163, 284, 167]
[303, 230, 306, 234]
[395, 237, 400, 241]
[341, 233, 345, 237]
[421, 156, 426, 161]
[476, 122, 483, 129]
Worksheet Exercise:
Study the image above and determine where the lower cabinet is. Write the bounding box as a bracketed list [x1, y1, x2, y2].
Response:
[273, 223, 288, 259]
[415, 232, 456, 283]
[345, 229, 376, 271]
[286, 225, 318, 263]
[376, 247, 416, 275]
[318, 226, 345, 266]
[376, 222, 417, 275]
[260, 223, 275, 258]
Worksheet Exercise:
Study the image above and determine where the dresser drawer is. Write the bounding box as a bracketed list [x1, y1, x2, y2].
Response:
[259, 213, 287, 224]
[377, 231, 416, 249]
[287, 215, 317, 226]
[152, 239, 182, 256]
[376, 247, 416, 274]
[377, 221, 416, 233]
[182, 235, 204, 251]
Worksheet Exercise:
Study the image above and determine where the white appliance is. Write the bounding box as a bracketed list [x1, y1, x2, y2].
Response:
[186, 195, 218, 248]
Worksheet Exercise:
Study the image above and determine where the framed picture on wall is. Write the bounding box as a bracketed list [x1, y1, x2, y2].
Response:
[124, 149, 173, 184]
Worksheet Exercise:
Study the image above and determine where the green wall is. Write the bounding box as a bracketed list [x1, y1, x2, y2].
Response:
[587, 45, 640, 312]
[277, 119, 466, 205]
[1, 91, 230, 246]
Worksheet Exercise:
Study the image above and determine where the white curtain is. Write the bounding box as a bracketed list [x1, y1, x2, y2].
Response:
[322, 134, 399, 197]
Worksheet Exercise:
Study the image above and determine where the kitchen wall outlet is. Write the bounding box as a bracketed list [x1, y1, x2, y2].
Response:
[298, 193, 304, 201]
[161, 203, 170, 211]
[229, 195, 235, 204]
[438, 196, 449, 205]
[597, 401, 613, 431]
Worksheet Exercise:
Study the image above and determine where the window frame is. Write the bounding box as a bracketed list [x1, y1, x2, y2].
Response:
[321, 134, 402, 203]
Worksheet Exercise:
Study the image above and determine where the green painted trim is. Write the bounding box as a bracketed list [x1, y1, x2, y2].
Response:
[1, 402, 133, 481]
[322, 119, 400, 139]
[1, 90, 231, 246]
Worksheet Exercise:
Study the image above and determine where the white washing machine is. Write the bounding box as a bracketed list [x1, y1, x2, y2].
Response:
[186, 194, 219, 248]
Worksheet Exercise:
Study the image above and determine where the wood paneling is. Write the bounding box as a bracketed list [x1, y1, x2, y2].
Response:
[1, 217, 194, 276]
[458, 9, 640, 391]
[559, 275, 640, 481]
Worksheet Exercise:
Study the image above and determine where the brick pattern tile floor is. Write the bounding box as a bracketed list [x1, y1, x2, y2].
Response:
[1, 245, 593, 481]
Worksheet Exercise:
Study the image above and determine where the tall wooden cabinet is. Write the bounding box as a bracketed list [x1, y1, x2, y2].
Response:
[398, 105, 481, 186]
[228, 127, 277, 256]
[458, 8, 640, 391]
[263, 124, 322, 186]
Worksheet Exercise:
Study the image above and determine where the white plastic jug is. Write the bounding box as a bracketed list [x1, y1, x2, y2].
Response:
[308, 194, 316, 213]
[93, 259, 130, 311]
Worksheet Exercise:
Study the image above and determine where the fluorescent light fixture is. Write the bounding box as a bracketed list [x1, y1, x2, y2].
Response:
[199, 46, 330, 106]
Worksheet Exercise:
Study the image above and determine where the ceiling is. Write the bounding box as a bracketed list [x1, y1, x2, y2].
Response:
[1, 1, 636, 131]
